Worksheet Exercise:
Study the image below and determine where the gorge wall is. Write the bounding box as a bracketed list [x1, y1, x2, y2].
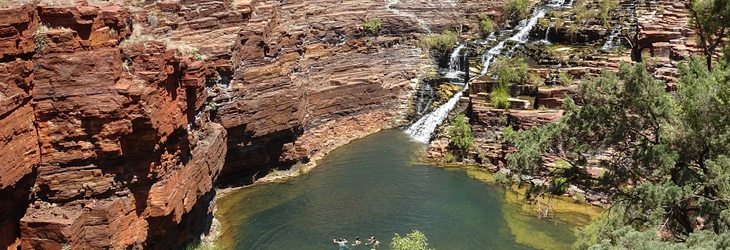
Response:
[0, 0, 503, 249]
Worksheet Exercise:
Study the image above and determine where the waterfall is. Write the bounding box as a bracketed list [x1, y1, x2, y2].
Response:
[404, 91, 463, 143]
[405, 4, 555, 144]
[547, 0, 567, 7]
[445, 44, 466, 79]
[479, 7, 548, 76]
[414, 82, 434, 115]
[601, 25, 621, 51]
[405, 44, 466, 142]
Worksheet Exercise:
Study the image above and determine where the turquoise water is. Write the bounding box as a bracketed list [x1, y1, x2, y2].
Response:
[216, 130, 577, 250]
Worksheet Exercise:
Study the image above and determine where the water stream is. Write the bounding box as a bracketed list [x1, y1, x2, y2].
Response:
[444, 44, 466, 79]
[216, 130, 580, 250]
[405, 2, 558, 144]
[600, 25, 622, 51]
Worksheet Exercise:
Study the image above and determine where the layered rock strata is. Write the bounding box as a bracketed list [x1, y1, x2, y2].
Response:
[1, 1, 226, 249]
[2, 0, 495, 248]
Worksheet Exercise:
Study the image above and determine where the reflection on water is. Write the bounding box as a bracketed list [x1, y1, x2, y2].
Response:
[216, 130, 580, 250]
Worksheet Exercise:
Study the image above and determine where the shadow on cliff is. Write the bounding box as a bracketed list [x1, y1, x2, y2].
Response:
[0, 172, 36, 250]
[144, 190, 217, 250]
[215, 126, 304, 188]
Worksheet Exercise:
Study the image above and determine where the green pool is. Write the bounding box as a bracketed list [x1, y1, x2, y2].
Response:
[216, 130, 580, 250]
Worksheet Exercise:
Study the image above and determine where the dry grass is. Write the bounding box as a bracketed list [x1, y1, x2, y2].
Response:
[165, 40, 205, 60]
[119, 23, 154, 46]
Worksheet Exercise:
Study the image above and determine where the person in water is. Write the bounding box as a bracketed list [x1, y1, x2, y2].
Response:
[352, 237, 361, 246]
[333, 238, 348, 249]
[366, 236, 379, 249]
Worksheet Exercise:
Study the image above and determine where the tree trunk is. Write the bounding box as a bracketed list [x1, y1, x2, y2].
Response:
[707, 53, 713, 71]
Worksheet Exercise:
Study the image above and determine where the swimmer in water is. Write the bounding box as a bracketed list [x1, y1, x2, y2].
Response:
[333, 238, 348, 249]
[352, 237, 361, 246]
[366, 236, 379, 249]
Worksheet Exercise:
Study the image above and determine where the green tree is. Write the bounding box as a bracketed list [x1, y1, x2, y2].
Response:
[449, 114, 473, 158]
[504, 60, 730, 248]
[390, 230, 434, 250]
[686, 0, 730, 70]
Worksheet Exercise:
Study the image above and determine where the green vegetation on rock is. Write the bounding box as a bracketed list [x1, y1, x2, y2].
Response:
[363, 17, 383, 35]
[503, 0, 530, 24]
[418, 30, 458, 52]
[504, 59, 730, 249]
[557, 71, 573, 86]
[488, 56, 528, 108]
[449, 114, 473, 158]
[490, 87, 511, 109]
[477, 13, 495, 35]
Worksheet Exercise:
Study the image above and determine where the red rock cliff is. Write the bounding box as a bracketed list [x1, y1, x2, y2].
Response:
[1, 0, 504, 249]
[1, 1, 226, 249]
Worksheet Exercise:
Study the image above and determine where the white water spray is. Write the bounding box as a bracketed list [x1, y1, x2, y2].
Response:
[601, 25, 622, 51]
[445, 44, 466, 79]
[405, 3, 558, 144]
[404, 90, 463, 143]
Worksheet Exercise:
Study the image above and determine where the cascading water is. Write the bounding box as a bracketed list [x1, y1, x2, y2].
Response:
[544, 24, 552, 42]
[601, 25, 622, 51]
[406, 45, 467, 142]
[414, 82, 434, 115]
[444, 44, 466, 79]
[406, 3, 556, 143]
[404, 90, 464, 143]
[480, 7, 548, 76]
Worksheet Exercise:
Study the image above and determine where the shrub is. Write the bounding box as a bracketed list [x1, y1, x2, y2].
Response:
[557, 71, 573, 86]
[449, 114, 473, 157]
[390, 230, 434, 250]
[295, 161, 307, 174]
[567, 23, 579, 41]
[442, 152, 456, 163]
[122, 59, 132, 74]
[119, 23, 154, 46]
[477, 13, 495, 35]
[525, 71, 544, 87]
[417, 30, 458, 52]
[490, 87, 511, 109]
[503, 0, 530, 23]
[34, 24, 48, 53]
[363, 17, 383, 35]
[190, 50, 203, 61]
[491, 56, 528, 89]
[598, 0, 619, 25]
[494, 172, 511, 187]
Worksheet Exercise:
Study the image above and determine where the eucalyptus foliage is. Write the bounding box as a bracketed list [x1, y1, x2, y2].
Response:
[390, 230, 434, 250]
[503, 59, 730, 248]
